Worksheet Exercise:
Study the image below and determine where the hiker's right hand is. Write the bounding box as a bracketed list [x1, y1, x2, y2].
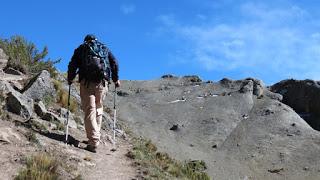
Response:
[115, 80, 120, 88]
[68, 79, 73, 85]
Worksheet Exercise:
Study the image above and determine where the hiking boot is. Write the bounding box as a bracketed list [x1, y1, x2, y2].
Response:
[85, 145, 97, 153]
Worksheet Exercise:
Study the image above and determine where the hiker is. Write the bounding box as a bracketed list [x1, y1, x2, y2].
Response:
[67, 34, 120, 153]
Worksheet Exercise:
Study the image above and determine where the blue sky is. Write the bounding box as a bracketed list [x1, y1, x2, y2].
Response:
[1, 0, 320, 84]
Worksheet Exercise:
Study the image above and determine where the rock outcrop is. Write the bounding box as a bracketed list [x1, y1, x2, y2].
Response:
[6, 90, 33, 119]
[34, 101, 77, 129]
[271, 79, 320, 130]
[22, 70, 56, 101]
[111, 77, 320, 180]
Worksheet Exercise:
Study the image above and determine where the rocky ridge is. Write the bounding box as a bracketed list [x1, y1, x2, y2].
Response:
[108, 75, 320, 180]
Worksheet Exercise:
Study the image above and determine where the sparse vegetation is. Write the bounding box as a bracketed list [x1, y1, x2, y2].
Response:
[25, 131, 39, 144]
[15, 153, 60, 180]
[0, 35, 60, 77]
[127, 138, 210, 180]
[42, 94, 55, 107]
[54, 122, 65, 131]
[72, 175, 84, 180]
[74, 116, 83, 125]
[103, 106, 112, 114]
[57, 90, 78, 113]
[28, 119, 48, 132]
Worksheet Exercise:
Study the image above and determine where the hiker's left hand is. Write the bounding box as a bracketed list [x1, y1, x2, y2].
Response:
[68, 79, 73, 85]
[115, 80, 120, 88]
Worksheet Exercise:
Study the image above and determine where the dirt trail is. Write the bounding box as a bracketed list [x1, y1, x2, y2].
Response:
[66, 130, 137, 180]
[80, 139, 136, 180]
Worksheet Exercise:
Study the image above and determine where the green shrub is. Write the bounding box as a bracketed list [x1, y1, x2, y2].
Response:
[127, 138, 210, 180]
[0, 35, 60, 77]
[25, 131, 39, 144]
[15, 154, 59, 180]
[42, 94, 55, 107]
[54, 122, 65, 131]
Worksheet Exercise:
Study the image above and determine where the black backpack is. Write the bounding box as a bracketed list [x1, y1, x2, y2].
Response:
[81, 40, 110, 83]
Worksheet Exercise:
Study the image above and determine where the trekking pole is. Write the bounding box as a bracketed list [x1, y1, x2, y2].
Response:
[65, 84, 71, 144]
[113, 85, 117, 145]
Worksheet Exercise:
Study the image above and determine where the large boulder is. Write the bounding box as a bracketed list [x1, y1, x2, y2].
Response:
[35, 102, 77, 129]
[271, 79, 320, 130]
[22, 70, 56, 101]
[6, 90, 33, 119]
[239, 78, 264, 97]
[0, 80, 15, 94]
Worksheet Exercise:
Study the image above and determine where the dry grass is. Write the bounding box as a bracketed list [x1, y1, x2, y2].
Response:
[25, 131, 39, 144]
[15, 154, 60, 180]
[53, 80, 78, 113]
[127, 138, 210, 180]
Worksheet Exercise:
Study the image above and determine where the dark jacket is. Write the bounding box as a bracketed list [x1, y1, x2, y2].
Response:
[67, 42, 119, 83]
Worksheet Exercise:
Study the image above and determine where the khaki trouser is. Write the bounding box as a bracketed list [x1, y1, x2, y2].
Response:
[80, 80, 107, 147]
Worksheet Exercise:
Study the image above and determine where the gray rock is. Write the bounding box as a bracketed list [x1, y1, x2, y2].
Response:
[0, 48, 7, 59]
[182, 75, 202, 82]
[34, 101, 47, 117]
[42, 111, 77, 129]
[113, 76, 320, 180]
[264, 91, 283, 101]
[58, 108, 70, 119]
[22, 70, 56, 101]
[42, 111, 61, 123]
[0, 80, 15, 94]
[54, 70, 67, 82]
[6, 90, 33, 119]
[9, 81, 24, 92]
[271, 79, 320, 130]
[239, 80, 253, 94]
[219, 78, 234, 88]
[245, 78, 264, 97]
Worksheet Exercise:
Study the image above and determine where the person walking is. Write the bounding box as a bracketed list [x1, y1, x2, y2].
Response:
[67, 34, 120, 153]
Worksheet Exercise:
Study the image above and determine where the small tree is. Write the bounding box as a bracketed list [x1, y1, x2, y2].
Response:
[0, 35, 60, 77]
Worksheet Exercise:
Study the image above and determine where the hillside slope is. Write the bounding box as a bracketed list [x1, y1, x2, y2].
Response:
[109, 76, 320, 180]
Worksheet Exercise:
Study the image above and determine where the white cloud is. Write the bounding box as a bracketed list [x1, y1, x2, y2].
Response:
[157, 2, 320, 82]
[120, 4, 136, 15]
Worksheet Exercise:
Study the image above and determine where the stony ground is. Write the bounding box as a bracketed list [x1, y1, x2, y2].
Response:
[0, 114, 138, 180]
[0, 68, 138, 180]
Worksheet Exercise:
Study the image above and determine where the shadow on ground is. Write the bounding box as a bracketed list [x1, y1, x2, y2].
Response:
[39, 131, 81, 147]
